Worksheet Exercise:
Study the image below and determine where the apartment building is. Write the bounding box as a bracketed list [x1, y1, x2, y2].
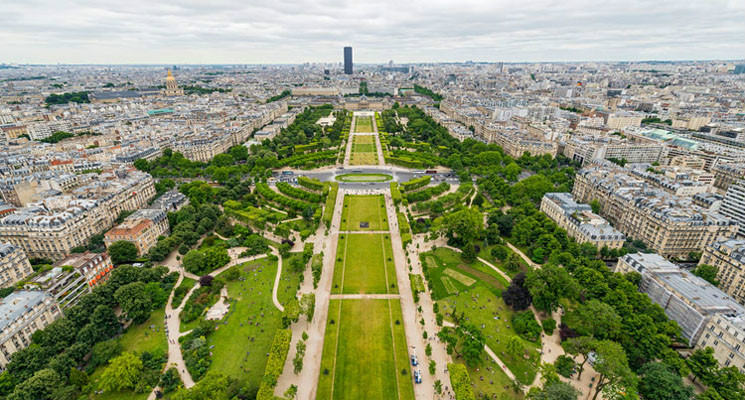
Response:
[720, 181, 745, 237]
[105, 209, 169, 255]
[563, 136, 665, 165]
[0, 243, 32, 289]
[701, 239, 745, 305]
[712, 163, 745, 192]
[573, 164, 737, 257]
[540, 193, 625, 249]
[0, 291, 62, 370]
[698, 314, 745, 372]
[616, 253, 744, 346]
[0, 170, 156, 260]
[604, 111, 642, 130]
[32, 252, 114, 309]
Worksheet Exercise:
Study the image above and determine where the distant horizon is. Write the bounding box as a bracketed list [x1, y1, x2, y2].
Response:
[3, 58, 745, 67]
[2, 0, 743, 65]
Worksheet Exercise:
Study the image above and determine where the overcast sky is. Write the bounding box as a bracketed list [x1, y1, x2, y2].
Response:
[2, 0, 744, 64]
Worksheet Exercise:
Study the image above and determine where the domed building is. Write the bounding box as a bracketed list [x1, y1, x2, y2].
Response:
[163, 70, 184, 96]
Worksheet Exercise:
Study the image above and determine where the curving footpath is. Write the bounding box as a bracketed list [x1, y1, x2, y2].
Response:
[147, 247, 284, 399]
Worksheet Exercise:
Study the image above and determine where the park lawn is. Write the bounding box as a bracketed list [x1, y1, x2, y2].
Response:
[477, 244, 531, 278]
[439, 286, 540, 385]
[317, 300, 342, 399]
[421, 247, 507, 300]
[354, 116, 373, 132]
[353, 143, 376, 152]
[340, 194, 388, 231]
[278, 218, 316, 235]
[89, 308, 168, 400]
[336, 173, 392, 182]
[332, 233, 398, 294]
[206, 257, 285, 391]
[353, 134, 375, 144]
[317, 299, 413, 400]
[461, 357, 524, 400]
[350, 152, 378, 165]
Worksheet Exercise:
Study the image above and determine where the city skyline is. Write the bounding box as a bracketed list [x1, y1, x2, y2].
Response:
[2, 0, 744, 64]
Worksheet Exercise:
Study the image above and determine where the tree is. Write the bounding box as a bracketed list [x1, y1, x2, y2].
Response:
[563, 336, 595, 379]
[506, 335, 524, 359]
[182, 250, 208, 275]
[7, 368, 61, 400]
[438, 207, 483, 247]
[574, 300, 622, 340]
[638, 362, 693, 400]
[300, 293, 315, 322]
[114, 282, 152, 323]
[457, 323, 485, 367]
[100, 352, 143, 392]
[504, 162, 521, 181]
[144, 281, 168, 308]
[502, 272, 532, 311]
[108, 241, 138, 265]
[555, 355, 575, 378]
[529, 381, 580, 400]
[591, 340, 636, 400]
[505, 252, 522, 271]
[687, 347, 718, 384]
[171, 371, 233, 400]
[525, 264, 579, 313]
[512, 311, 542, 341]
[159, 368, 181, 393]
[284, 384, 298, 399]
[692, 264, 719, 286]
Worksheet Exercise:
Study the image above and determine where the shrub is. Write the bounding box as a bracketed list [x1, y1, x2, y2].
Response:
[448, 363, 476, 400]
[512, 311, 542, 341]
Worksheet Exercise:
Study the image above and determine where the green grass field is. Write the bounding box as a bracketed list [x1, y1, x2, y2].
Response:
[349, 134, 378, 165]
[340, 194, 388, 231]
[332, 233, 398, 294]
[463, 357, 524, 400]
[335, 173, 392, 182]
[421, 247, 508, 300]
[353, 116, 374, 132]
[89, 308, 168, 400]
[317, 299, 414, 400]
[439, 286, 540, 385]
[205, 255, 301, 390]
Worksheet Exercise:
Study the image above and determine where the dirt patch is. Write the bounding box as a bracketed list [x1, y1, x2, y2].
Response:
[458, 264, 504, 290]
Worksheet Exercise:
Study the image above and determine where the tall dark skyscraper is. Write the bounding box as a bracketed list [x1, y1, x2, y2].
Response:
[344, 46, 353, 75]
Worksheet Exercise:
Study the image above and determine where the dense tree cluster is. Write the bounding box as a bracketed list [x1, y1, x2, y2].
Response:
[0, 266, 176, 399]
[45, 91, 89, 105]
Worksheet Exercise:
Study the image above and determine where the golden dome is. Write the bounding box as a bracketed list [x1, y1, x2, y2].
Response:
[166, 70, 175, 80]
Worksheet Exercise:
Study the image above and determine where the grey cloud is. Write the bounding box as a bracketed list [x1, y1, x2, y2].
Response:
[0, 0, 743, 63]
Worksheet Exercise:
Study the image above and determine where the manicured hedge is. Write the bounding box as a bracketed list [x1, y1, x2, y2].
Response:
[276, 181, 322, 203]
[390, 182, 402, 205]
[398, 212, 412, 248]
[448, 363, 476, 400]
[414, 183, 473, 213]
[256, 183, 315, 212]
[311, 253, 323, 288]
[257, 329, 292, 400]
[280, 150, 337, 168]
[406, 182, 449, 203]
[322, 182, 339, 226]
[298, 176, 324, 192]
[401, 175, 431, 192]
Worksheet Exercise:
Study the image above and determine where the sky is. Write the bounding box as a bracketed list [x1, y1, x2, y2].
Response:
[1, 0, 744, 64]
